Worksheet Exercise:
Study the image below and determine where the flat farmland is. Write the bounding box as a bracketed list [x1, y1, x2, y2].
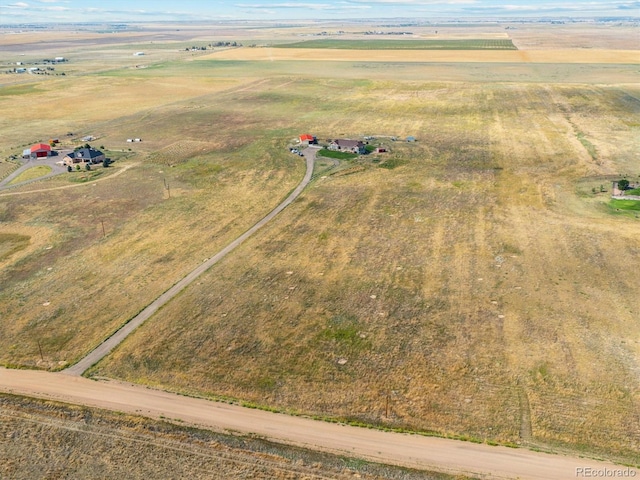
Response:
[86, 78, 639, 462]
[1, 22, 639, 468]
[274, 39, 518, 50]
[204, 46, 640, 64]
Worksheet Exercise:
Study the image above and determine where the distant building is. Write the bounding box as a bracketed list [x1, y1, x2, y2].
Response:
[328, 139, 365, 154]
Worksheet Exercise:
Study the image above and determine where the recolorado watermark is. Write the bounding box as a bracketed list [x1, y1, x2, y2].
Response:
[576, 467, 637, 478]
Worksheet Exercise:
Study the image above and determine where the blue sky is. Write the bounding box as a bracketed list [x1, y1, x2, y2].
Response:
[1, 0, 638, 22]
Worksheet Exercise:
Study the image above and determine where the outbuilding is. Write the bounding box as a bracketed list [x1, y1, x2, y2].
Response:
[299, 134, 316, 145]
[30, 143, 51, 158]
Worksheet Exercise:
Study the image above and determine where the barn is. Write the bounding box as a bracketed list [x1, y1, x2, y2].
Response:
[299, 134, 316, 145]
[30, 143, 51, 158]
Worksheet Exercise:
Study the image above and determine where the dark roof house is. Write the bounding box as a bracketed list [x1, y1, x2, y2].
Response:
[64, 148, 105, 165]
[329, 139, 365, 154]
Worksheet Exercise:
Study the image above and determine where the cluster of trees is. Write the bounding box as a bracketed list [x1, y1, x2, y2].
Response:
[210, 41, 241, 47]
[185, 42, 241, 51]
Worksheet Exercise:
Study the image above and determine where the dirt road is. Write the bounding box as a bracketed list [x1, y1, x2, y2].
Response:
[63, 148, 318, 376]
[1, 368, 635, 480]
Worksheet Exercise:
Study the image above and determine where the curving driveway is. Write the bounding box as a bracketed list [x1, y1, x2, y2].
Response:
[2, 145, 635, 479]
[0, 153, 68, 190]
[63, 146, 319, 376]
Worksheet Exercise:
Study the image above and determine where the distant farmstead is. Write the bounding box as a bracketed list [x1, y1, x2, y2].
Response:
[30, 143, 52, 158]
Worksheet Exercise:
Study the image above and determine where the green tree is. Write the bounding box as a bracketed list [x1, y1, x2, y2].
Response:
[618, 179, 629, 191]
[85, 163, 91, 171]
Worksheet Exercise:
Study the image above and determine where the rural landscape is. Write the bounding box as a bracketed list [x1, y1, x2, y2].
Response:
[0, 11, 639, 480]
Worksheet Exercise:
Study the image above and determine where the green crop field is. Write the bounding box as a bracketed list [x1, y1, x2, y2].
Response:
[274, 39, 518, 50]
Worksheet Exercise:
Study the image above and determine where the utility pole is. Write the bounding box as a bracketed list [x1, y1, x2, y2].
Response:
[37, 340, 44, 362]
[101, 220, 105, 237]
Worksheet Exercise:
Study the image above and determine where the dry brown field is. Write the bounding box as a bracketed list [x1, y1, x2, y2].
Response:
[1, 21, 639, 469]
[86, 77, 639, 464]
[204, 47, 640, 64]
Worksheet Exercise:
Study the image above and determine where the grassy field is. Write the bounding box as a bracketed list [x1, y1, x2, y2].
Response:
[0, 74, 306, 368]
[84, 78, 639, 463]
[1, 23, 639, 468]
[8, 166, 52, 185]
[318, 149, 358, 160]
[275, 39, 518, 50]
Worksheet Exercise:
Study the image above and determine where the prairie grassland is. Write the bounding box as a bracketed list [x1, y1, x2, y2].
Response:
[86, 78, 640, 462]
[0, 75, 243, 159]
[0, 74, 311, 368]
[1, 26, 639, 462]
